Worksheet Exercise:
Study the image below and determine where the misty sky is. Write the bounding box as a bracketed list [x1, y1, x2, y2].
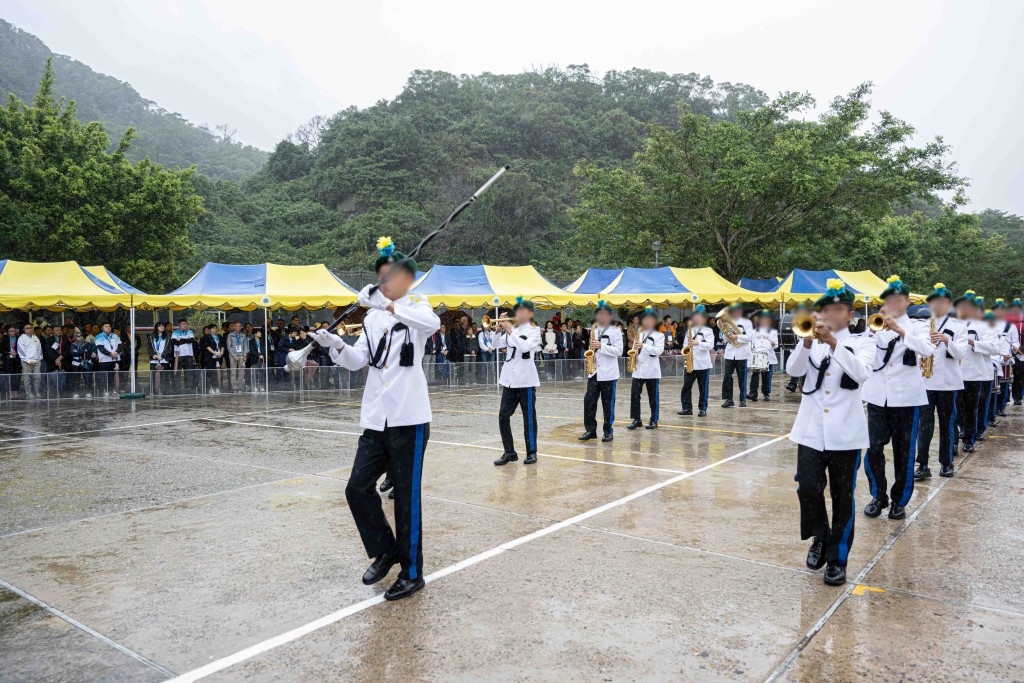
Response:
[4, 0, 1023, 214]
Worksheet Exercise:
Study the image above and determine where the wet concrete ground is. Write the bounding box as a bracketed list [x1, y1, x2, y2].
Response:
[0, 378, 1022, 682]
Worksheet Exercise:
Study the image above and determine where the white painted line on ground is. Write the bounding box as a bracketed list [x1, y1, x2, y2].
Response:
[0, 577, 176, 677]
[167, 433, 788, 682]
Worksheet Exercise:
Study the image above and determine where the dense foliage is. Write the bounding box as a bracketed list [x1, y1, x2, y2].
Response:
[0, 60, 203, 292]
[0, 20, 266, 182]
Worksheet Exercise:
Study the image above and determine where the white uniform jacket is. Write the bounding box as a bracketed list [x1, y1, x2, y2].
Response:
[995, 321, 1018, 369]
[862, 314, 934, 408]
[631, 330, 665, 380]
[686, 325, 714, 371]
[722, 317, 753, 361]
[786, 329, 875, 451]
[923, 315, 966, 392]
[989, 323, 1013, 375]
[961, 321, 1000, 382]
[495, 323, 542, 389]
[751, 327, 779, 365]
[330, 294, 440, 430]
[590, 325, 624, 381]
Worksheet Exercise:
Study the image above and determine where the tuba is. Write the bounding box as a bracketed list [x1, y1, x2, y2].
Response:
[682, 321, 694, 373]
[920, 317, 935, 378]
[713, 309, 744, 347]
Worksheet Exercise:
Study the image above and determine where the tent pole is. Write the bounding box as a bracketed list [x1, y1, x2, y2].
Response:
[129, 300, 136, 394]
[264, 305, 269, 394]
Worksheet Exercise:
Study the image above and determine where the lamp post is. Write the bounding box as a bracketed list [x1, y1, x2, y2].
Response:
[653, 240, 662, 267]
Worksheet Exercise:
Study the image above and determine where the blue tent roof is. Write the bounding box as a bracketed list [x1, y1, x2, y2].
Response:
[565, 268, 623, 294]
[607, 267, 691, 295]
[738, 277, 781, 293]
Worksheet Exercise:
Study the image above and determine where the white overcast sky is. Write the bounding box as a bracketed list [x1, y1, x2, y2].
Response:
[4, 0, 1023, 214]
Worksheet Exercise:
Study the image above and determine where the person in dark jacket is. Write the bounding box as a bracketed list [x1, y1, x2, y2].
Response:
[200, 325, 225, 393]
[248, 328, 266, 392]
[1, 324, 23, 397]
[67, 331, 91, 397]
[148, 322, 173, 394]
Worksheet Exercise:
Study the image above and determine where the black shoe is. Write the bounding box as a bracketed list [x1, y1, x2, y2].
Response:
[914, 464, 931, 481]
[864, 497, 888, 518]
[524, 453, 537, 465]
[939, 464, 955, 477]
[721, 399, 734, 408]
[888, 503, 906, 520]
[997, 410, 1007, 417]
[578, 431, 598, 441]
[626, 419, 643, 430]
[679, 409, 693, 416]
[739, 400, 747, 407]
[379, 478, 393, 493]
[977, 434, 987, 441]
[762, 395, 770, 402]
[746, 393, 757, 402]
[388, 490, 395, 500]
[493, 452, 518, 466]
[785, 383, 797, 393]
[362, 552, 399, 585]
[963, 442, 976, 453]
[645, 421, 657, 429]
[602, 433, 613, 442]
[823, 562, 846, 586]
[1014, 401, 1022, 406]
[698, 410, 707, 417]
[806, 536, 827, 570]
[384, 576, 425, 601]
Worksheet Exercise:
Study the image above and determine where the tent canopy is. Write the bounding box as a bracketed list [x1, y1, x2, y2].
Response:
[410, 264, 579, 308]
[138, 263, 357, 310]
[593, 267, 778, 306]
[0, 260, 132, 311]
[771, 269, 924, 305]
[738, 277, 782, 293]
[564, 268, 623, 294]
[84, 266, 145, 294]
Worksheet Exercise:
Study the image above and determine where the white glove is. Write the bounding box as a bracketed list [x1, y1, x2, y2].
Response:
[358, 284, 392, 311]
[313, 328, 345, 350]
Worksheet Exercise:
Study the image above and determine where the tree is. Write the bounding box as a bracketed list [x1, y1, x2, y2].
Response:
[0, 59, 202, 291]
[571, 84, 967, 280]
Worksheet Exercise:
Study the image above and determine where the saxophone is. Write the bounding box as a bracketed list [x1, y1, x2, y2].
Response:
[584, 326, 602, 375]
[682, 321, 694, 373]
[626, 328, 641, 373]
[920, 317, 935, 378]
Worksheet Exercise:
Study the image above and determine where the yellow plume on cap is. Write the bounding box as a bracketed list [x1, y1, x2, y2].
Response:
[826, 278, 844, 291]
[376, 236, 393, 250]
[886, 274, 901, 284]
[934, 282, 945, 290]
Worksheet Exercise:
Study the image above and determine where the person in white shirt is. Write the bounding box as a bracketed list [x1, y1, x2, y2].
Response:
[1008, 297, 1024, 406]
[477, 325, 495, 364]
[313, 237, 440, 602]
[16, 323, 43, 399]
[93, 322, 122, 397]
[786, 279, 875, 586]
[954, 292, 999, 452]
[626, 307, 665, 430]
[972, 297, 999, 436]
[862, 275, 935, 521]
[493, 297, 543, 465]
[914, 284, 965, 481]
[679, 306, 714, 417]
[984, 308, 1012, 428]
[720, 304, 753, 408]
[579, 300, 624, 442]
[747, 309, 779, 402]
[172, 319, 197, 392]
[991, 299, 1018, 417]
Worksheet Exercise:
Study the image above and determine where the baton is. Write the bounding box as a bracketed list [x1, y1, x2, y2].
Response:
[327, 165, 510, 333]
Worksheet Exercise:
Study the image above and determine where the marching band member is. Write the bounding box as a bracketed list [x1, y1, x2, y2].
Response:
[955, 292, 998, 452]
[914, 284, 965, 480]
[747, 309, 779, 402]
[991, 299, 1018, 417]
[862, 275, 935, 521]
[785, 303, 812, 394]
[627, 307, 665, 430]
[720, 303, 753, 408]
[493, 297, 542, 466]
[579, 300, 623, 442]
[984, 307, 1012, 426]
[974, 297, 996, 435]
[786, 279, 875, 586]
[1009, 298, 1024, 406]
[679, 306, 714, 417]
[313, 237, 440, 601]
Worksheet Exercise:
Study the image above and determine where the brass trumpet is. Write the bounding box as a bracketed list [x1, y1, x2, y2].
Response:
[867, 313, 888, 333]
[481, 315, 514, 329]
[335, 322, 363, 336]
[792, 311, 819, 339]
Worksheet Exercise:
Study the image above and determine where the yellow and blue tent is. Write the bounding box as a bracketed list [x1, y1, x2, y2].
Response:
[138, 263, 358, 310]
[738, 276, 782, 293]
[0, 260, 133, 311]
[564, 268, 623, 295]
[771, 269, 924, 305]
[84, 266, 145, 295]
[590, 267, 777, 306]
[410, 264, 580, 308]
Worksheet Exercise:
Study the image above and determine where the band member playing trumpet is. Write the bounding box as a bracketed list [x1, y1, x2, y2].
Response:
[747, 309, 779, 402]
[313, 237, 440, 601]
[862, 275, 935, 521]
[579, 300, 623, 442]
[627, 307, 665, 430]
[719, 303, 753, 408]
[679, 306, 713, 417]
[914, 284, 966, 480]
[787, 279, 875, 586]
[493, 297, 543, 466]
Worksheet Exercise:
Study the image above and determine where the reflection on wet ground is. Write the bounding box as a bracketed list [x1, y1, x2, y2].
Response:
[0, 377, 1022, 681]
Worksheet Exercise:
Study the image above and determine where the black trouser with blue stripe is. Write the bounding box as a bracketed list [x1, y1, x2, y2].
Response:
[917, 389, 957, 468]
[721, 358, 747, 402]
[584, 376, 616, 436]
[960, 380, 986, 446]
[866, 403, 920, 507]
[796, 445, 861, 565]
[979, 380, 994, 434]
[499, 386, 538, 456]
[747, 364, 774, 397]
[346, 424, 429, 581]
[681, 368, 710, 412]
[629, 378, 659, 423]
